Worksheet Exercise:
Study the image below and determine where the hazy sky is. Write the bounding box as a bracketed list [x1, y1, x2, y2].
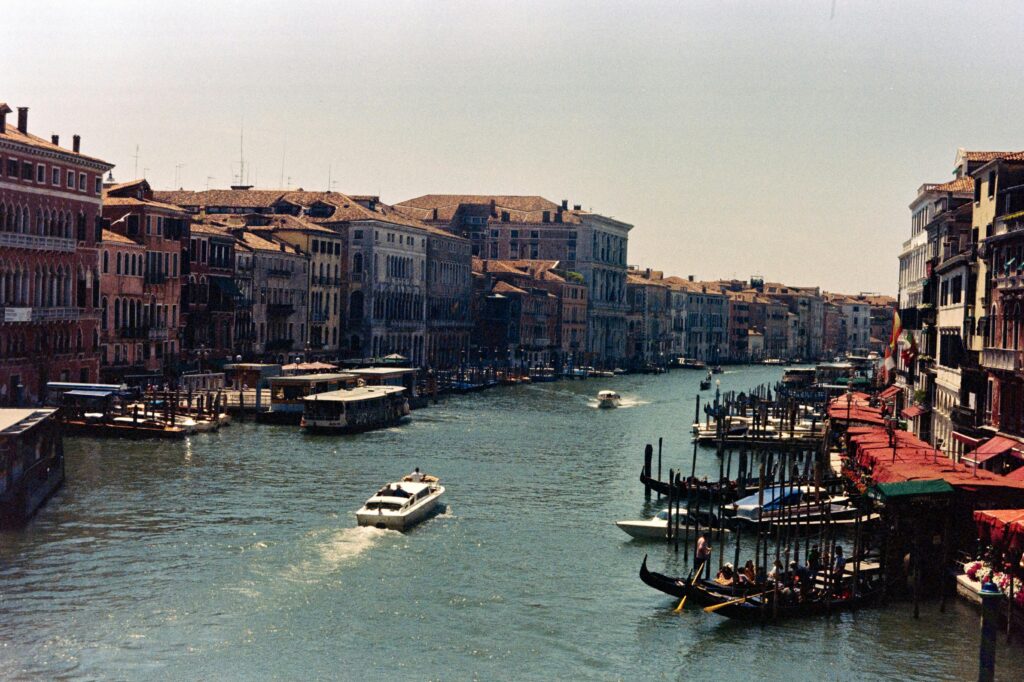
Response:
[6, 1, 1024, 294]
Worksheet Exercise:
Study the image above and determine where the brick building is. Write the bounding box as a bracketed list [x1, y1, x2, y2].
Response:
[98, 229, 145, 377]
[0, 103, 113, 404]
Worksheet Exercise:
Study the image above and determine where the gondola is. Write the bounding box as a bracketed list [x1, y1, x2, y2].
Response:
[638, 555, 747, 605]
[639, 469, 749, 503]
[699, 378, 712, 390]
[692, 581, 880, 621]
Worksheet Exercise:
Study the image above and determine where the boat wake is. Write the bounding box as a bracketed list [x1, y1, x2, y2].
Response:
[283, 526, 400, 582]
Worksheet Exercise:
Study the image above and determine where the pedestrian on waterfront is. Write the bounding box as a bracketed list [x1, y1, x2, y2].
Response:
[696, 534, 712, 578]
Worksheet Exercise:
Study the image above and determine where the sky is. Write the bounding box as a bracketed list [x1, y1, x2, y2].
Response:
[5, 0, 1024, 295]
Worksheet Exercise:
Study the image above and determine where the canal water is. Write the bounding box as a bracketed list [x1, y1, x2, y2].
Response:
[2, 366, 1023, 680]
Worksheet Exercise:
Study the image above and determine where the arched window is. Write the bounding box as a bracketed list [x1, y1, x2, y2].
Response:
[349, 291, 364, 320]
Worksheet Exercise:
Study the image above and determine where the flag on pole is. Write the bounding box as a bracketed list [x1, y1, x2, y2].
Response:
[882, 309, 901, 383]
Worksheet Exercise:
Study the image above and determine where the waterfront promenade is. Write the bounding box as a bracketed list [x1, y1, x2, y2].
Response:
[1, 366, 1022, 680]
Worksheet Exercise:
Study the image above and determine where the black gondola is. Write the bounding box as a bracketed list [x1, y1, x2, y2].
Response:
[639, 469, 749, 503]
[699, 378, 712, 390]
[692, 581, 880, 621]
[638, 556, 747, 605]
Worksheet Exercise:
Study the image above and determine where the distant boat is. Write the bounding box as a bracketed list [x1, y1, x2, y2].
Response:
[676, 358, 707, 370]
[616, 508, 730, 540]
[597, 390, 621, 409]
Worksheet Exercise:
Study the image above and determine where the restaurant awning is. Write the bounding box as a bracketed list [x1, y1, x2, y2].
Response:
[64, 389, 113, 398]
[878, 385, 901, 401]
[966, 435, 1023, 464]
[900, 405, 928, 419]
[974, 509, 1024, 546]
[870, 479, 954, 500]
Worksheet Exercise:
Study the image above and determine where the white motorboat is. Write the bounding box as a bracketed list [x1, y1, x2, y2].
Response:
[615, 508, 731, 539]
[356, 475, 445, 531]
[596, 390, 621, 408]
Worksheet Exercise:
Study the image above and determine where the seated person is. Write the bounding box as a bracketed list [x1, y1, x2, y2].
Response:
[715, 563, 736, 586]
[738, 560, 757, 585]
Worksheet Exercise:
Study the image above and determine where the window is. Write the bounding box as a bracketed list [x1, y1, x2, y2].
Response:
[531, 230, 539, 239]
[21, 161, 32, 180]
[988, 171, 996, 199]
[510, 229, 519, 238]
[67, 170, 74, 188]
[146, 216, 152, 235]
[354, 230, 363, 240]
[102, 251, 109, 273]
[312, 239, 319, 253]
[6, 158, 18, 176]
[36, 165, 45, 183]
[52, 167, 60, 185]
[79, 173, 86, 191]
[157, 217, 163, 236]
[94, 177, 101, 194]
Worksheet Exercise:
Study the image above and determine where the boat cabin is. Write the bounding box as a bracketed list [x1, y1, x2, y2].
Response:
[0, 408, 64, 527]
[223, 363, 281, 390]
[347, 367, 418, 399]
[268, 373, 359, 414]
[302, 386, 408, 433]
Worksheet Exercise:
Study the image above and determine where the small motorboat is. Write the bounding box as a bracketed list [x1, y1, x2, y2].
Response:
[612, 368, 627, 375]
[728, 485, 855, 524]
[617, 508, 730, 539]
[597, 390, 621, 408]
[710, 365, 724, 374]
[355, 474, 445, 531]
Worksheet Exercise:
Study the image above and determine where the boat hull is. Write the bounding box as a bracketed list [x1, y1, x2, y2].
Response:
[356, 489, 445, 531]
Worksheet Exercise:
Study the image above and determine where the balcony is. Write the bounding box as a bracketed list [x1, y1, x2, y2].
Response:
[981, 347, 1022, 372]
[145, 273, 168, 285]
[310, 311, 330, 323]
[267, 303, 295, 317]
[0, 232, 76, 252]
[268, 268, 293, 278]
[148, 327, 169, 341]
[118, 326, 150, 339]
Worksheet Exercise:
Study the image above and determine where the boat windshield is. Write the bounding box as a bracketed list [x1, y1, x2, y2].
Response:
[656, 510, 669, 520]
[365, 501, 403, 511]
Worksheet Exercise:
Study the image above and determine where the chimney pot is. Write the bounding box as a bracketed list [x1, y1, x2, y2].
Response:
[51, 134, 59, 145]
[17, 107, 28, 134]
[573, 204, 581, 211]
[72, 134, 81, 153]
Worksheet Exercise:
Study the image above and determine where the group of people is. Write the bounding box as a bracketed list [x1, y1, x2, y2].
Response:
[705, 538, 849, 601]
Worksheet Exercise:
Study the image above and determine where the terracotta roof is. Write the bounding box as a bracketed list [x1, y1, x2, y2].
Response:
[190, 222, 233, 237]
[395, 194, 581, 224]
[0, 109, 113, 168]
[102, 196, 190, 213]
[101, 229, 141, 246]
[962, 151, 1015, 162]
[627, 273, 668, 287]
[492, 281, 528, 295]
[237, 231, 296, 253]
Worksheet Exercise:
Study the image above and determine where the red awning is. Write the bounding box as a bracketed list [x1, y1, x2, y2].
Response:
[900, 405, 928, 419]
[951, 431, 982, 448]
[967, 436, 1023, 464]
[878, 385, 901, 401]
[974, 509, 1024, 546]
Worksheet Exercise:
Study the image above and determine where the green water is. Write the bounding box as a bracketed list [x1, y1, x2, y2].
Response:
[1, 366, 1020, 680]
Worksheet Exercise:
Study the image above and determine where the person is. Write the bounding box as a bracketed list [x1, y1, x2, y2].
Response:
[833, 545, 846, 577]
[768, 559, 784, 584]
[739, 560, 757, 585]
[791, 561, 811, 598]
[807, 544, 821, 577]
[408, 467, 424, 482]
[715, 563, 735, 586]
[695, 534, 712, 578]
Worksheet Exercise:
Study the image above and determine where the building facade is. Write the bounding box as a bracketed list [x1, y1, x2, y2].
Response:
[0, 103, 113, 404]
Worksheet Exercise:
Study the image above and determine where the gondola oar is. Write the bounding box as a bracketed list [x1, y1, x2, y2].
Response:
[674, 560, 707, 612]
[703, 589, 769, 614]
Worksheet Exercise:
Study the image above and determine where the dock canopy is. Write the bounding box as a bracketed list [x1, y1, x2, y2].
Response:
[870, 479, 953, 502]
[965, 436, 1023, 464]
[827, 392, 888, 426]
[973, 509, 1024, 547]
[63, 390, 114, 399]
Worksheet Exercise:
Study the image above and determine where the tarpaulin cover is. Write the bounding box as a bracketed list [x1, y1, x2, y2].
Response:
[973, 509, 1024, 546]
[966, 436, 1023, 465]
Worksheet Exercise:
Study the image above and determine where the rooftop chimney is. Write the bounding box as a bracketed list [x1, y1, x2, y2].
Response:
[688, 275, 694, 282]
[561, 199, 568, 209]
[0, 104, 8, 133]
[51, 134, 59, 145]
[17, 107, 28, 134]
[573, 204, 581, 211]
[72, 134, 81, 153]
[490, 199, 497, 216]
[432, 208, 438, 220]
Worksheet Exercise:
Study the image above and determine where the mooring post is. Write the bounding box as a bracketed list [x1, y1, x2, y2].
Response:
[979, 581, 1000, 682]
[644, 444, 653, 500]
[657, 437, 663, 500]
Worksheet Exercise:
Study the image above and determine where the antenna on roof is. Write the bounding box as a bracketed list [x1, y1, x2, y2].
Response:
[132, 144, 140, 178]
[206, 176, 215, 191]
[279, 140, 286, 188]
[174, 163, 185, 188]
[238, 118, 245, 187]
